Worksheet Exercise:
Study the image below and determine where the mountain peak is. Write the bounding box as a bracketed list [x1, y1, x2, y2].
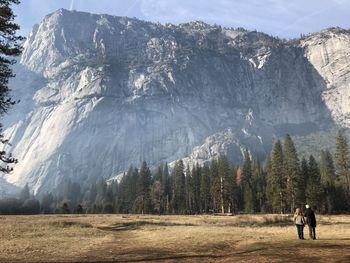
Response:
[3, 9, 348, 194]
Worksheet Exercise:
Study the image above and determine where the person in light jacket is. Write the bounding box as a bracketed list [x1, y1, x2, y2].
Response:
[293, 207, 305, 239]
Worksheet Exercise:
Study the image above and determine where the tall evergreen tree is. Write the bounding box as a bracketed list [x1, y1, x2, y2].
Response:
[252, 159, 266, 212]
[116, 167, 137, 213]
[210, 159, 220, 213]
[134, 161, 152, 214]
[306, 155, 323, 211]
[335, 130, 350, 209]
[191, 163, 201, 213]
[241, 150, 253, 213]
[267, 139, 286, 214]
[103, 183, 115, 213]
[171, 160, 186, 214]
[200, 164, 211, 213]
[0, 0, 23, 173]
[335, 131, 350, 187]
[296, 157, 308, 207]
[335, 131, 350, 203]
[263, 154, 272, 212]
[161, 163, 171, 214]
[153, 164, 163, 182]
[217, 156, 232, 213]
[283, 134, 300, 213]
[320, 150, 336, 213]
[95, 177, 107, 206]
[151, 180, 163, 215]
[185, 164, 193, 213]
[87, 181, 97, 212]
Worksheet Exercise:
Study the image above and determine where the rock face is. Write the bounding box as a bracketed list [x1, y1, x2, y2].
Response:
[300, 28, 350, 127]
[2, 9, 347, 194]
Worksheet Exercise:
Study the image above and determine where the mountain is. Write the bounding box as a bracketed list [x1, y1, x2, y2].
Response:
[2, 9, 349, 194]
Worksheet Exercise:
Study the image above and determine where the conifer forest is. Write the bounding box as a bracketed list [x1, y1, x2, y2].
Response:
[1, 132, 349, 215]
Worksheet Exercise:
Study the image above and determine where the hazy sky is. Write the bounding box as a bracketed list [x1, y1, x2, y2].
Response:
[14, 0, 350, 39]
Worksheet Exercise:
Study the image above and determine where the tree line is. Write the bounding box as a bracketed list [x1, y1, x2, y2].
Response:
[0, 132, 350, 215]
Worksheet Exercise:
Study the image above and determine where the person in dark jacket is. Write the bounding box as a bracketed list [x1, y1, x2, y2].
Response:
[304, 204, 316, 240]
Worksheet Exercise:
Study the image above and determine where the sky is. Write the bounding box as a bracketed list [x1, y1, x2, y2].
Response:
[13, 0, 350, 39]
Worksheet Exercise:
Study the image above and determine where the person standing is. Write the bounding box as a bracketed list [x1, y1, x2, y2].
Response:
[293, 208, 305, 240]
[304, 204, 317, 240]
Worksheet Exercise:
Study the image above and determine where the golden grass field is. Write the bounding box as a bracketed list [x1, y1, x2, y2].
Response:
[0, 214, 349, 262]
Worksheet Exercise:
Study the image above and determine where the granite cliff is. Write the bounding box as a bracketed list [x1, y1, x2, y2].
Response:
[2, 9, 348, 194]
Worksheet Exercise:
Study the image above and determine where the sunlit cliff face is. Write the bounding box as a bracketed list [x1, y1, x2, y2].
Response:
[4, 9, 349, 194]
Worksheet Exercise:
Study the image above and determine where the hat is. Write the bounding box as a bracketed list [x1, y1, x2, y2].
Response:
[305, 204, 310, 209]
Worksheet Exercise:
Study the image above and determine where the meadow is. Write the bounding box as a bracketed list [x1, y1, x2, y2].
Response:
[0, 214, 349, 262]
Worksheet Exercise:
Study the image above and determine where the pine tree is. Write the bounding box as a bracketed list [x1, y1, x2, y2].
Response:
[161, 163, 171, 214]
[306, 155, 323, 211]
[191, 163, 201, 213]
[154, 164, 163, 182]
[267, 139, 286, 214]
[151, 180, 163, 215]
[95, 177, 107, 207]
[185, 164, 193, 213]
[334, 131, 350, 211]
[116, 167, 137, 213]
[200, 164, 211, 213]
[335, 130, 350, 205]
[241, 150, 253, 213]
[134, 161, 152, 214]
[210, 159, 220, 213]
[264, 155, 272, 212]
[150, 168, 163, 214]
[70, 182, 81, 208]
[87, 182, 97, 212]
[0, 0, 23, 173]
[217, 156, 232, 213]
[283, 134, 300, 213]
[110, 180, 119, 203]
[171, 160, 186, 214]
[320, 150, 336, 213]
[296, 157, 308, 207]
[103, 184, 115, 213]
[252, 159, 266, 212]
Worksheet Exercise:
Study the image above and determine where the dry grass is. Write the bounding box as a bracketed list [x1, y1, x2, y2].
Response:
[0, 214, 349, 262]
